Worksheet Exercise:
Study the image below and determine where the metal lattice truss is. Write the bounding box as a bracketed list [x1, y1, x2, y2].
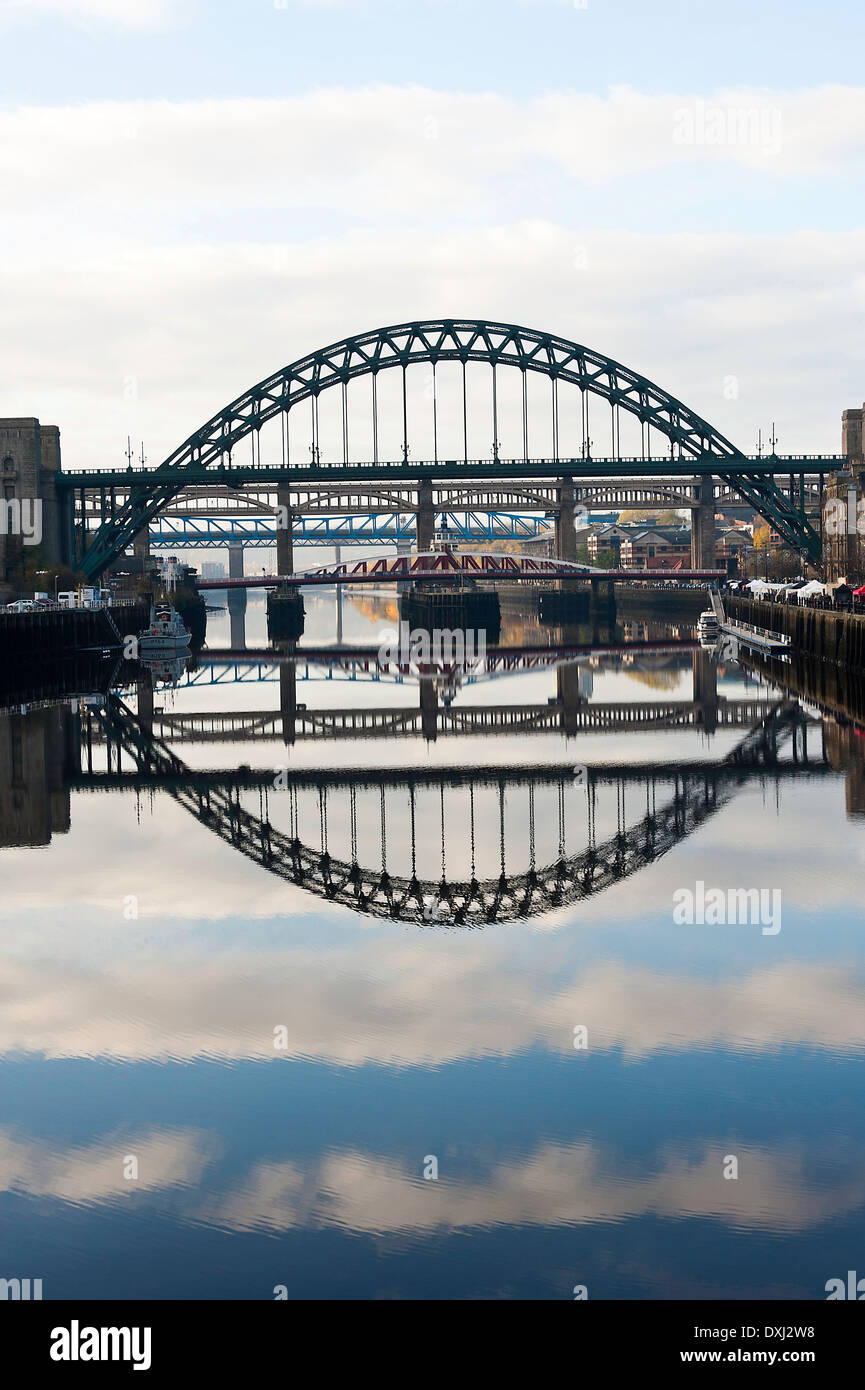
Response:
[201, 550, 723, 588]
[90, 696, 807, 926]
[76, 476, 825, 520]
[80, 320, 823, 577]
[147, 511, 553, 548]
[96, 696, 778, 744]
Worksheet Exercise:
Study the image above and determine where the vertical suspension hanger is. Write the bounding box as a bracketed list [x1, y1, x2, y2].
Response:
[558, 778, 565, 862]
[342, 380, 348, 467]
[440, 784, 446, 885]
[322, 785, 328, 855]
[469, 784, 476, 882]
[462, 359, 468, 464]
[528, 784, 536, 873]
[350, 784, 358, 865]
[409, 784, 417, 879]
[498, 781, 506, 879]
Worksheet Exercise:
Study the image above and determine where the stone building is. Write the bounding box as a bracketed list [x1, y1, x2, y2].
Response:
[823, 405, 865, 584]
[0, 707, 71, 848]
[0, 418, 64, 599]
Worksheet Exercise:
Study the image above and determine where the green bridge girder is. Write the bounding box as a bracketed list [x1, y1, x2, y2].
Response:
[70, 319, 830, 577]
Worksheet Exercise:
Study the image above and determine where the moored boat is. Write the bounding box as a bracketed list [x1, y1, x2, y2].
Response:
[697, 609, 720, 637]
[138, 605, 191, 656]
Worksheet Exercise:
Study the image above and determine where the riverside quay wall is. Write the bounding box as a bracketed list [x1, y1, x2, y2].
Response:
[0, 602, 149, 708]
[0, 602, 147, 660]
[728, 595, 865, 670]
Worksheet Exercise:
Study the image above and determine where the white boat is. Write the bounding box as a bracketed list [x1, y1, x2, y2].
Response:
[697, 609, 720, 637]
[139, 605, 191, 656]
[141, 653, 189, 687]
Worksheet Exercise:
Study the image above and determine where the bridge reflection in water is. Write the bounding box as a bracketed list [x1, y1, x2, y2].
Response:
[64, 653, 831, 924]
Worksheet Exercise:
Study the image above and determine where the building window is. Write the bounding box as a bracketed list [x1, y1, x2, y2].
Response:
[2, 456, 14, 473]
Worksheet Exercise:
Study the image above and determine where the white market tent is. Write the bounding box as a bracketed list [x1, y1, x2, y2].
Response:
[797, 580, 826, 601]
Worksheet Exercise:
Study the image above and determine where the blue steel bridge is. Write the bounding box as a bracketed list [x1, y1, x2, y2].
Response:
[147, 510, 554, 549]
[58, 320, 843, 578]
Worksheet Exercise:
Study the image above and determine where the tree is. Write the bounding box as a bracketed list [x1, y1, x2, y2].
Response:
[22, 546, 84, 595]
[767, 549, 801, 581]
[618, 508, 681, 526]
[752, 523, 771, 551]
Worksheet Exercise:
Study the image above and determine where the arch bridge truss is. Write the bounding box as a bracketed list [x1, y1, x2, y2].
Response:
[81, 695, 824, 926]
[66, 320, 832, 577]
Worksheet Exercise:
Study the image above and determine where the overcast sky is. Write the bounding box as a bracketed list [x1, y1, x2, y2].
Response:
[1, 0, 864, 472]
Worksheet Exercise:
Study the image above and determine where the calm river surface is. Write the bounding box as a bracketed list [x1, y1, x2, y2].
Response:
[1, 592, 863, 1300]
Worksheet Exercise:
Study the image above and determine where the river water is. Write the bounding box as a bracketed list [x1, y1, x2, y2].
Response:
[1, 592, 863, 1300]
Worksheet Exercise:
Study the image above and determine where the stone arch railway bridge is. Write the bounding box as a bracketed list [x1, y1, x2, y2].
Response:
[42, 320, 846, 578]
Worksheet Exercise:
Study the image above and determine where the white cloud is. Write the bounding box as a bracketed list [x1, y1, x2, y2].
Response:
[0, 221, 861, 473]
[4, 1120, 856, 1245]
[2, 936, 864, 1066]
[0, 1126, 212, 1202]
[1, 84, 863, 235]
[0, 83, 860, 472]
[202, 1141, 865, 1237]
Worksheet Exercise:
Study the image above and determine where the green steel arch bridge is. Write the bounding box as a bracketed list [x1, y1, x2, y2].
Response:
[79, 694, 824, 926]
[61, 319, 837, 578]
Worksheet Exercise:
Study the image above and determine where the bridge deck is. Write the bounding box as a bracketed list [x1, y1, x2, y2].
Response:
[60, 454, 844, 489]
[128, 697, 781, 743]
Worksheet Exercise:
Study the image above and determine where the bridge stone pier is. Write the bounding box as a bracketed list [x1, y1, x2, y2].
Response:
[417, 479, 435, 552]
[136, 674, 154, 735]
[420, 676, 438, 742]
[280, 655, 297, 746]
[228, 539, 245, 585]
[133, 525, 151, 564]
[276, 485, 293, 575]
[227, 540, 247, 648]
[692, 649, 719, 734]
[691, 477, 717, 571]
[556, 650, 582, 736]
[554, 479, 578, 563]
